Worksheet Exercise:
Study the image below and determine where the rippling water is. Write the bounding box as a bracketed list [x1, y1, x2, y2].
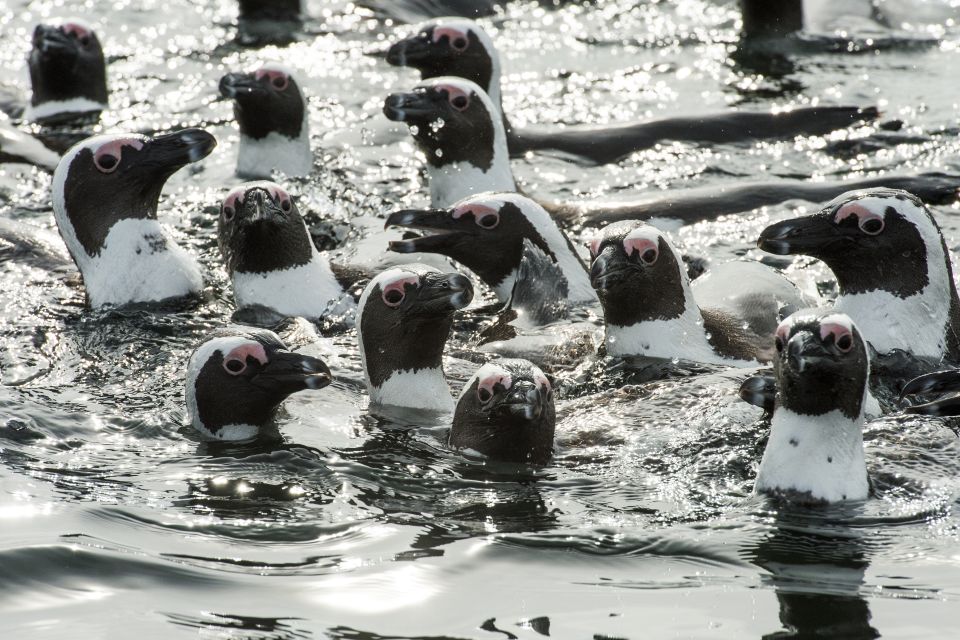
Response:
[2, 0, 960, 637]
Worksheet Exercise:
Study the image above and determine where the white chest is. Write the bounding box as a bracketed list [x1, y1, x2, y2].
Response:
[369, 368, 453, 413]
[837, 288, 949, 359]
[24, 97, 107, 123]
[237, 129, 312, 179]
[80, 219, 203, 308]
[755, 408, 869, 503]
[606, 312, 740, 365]
[428, 160, 515, 208]
[232, 254, 352, 320]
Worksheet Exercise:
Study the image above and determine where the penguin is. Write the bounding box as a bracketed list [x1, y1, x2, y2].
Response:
[25, 19, 108, 125]
[450, 359, 555, 464]
[185, 328, 331, 441]
[358, 264, 474, 412]
[755, 310, 870, 503]
[900, 368, 960, 416]
[589, 220, 808, 364]
[219, 63, 311, 179]
[0, 114, 59, 170]
[758, 188, 960, 361]
[217, 181, 354, 321]
[52, 129, 216, 308]
[387, 17, 880, 165]
[385, 192, 596, 306]
[236, 0, 302, 46]
[383, 78, 960, 224]
[383, 77, 514, 207]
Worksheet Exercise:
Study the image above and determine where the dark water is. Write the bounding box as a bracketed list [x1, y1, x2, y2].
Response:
[2, 0, 960, 637]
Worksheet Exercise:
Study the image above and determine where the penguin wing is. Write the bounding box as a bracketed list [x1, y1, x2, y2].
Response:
[504, 239, 569, 327]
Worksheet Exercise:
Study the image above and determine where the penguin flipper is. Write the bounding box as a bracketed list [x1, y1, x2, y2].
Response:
[504, 238, 569, 327]
[328, 260, 372, 300]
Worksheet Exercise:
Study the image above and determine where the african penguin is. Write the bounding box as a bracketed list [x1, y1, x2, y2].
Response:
[589, 220, 808, 364]
[758, 188, 960, 361]
[358, 264, 473, 412]
[900, 367, 960, 416]
[386, 17, 880, 165]
[236, 0, 303, 46]
[451, 359, 555, 464]
[385, 192, 596, 305]
[755, 310, 870, 503]
[186, 328, 331, 442]
[217, 181, 353, 320]
[219, 63, 311, 179]
[25, 19, 108, 125]
[383, 76, 514, 207]
[52, 129, 216, 308]
[0, 114, 59, 169]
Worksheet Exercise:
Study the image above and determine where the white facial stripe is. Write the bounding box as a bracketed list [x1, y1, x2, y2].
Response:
[819, 313, 854, 334]
[254, 61, 296, 77]
[224, 181, 291, 210]
[58, 17, 97, 34]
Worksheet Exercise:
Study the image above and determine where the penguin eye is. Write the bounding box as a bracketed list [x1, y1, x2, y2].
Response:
[477, 371, 511, 403]
[820, 322, 855, 353]
[281, 199, 292, 212]
[835, 202, 885, 236]
[222, 205, 235, 221]
[451, 36, 469, 51]
[383, 289, 404, 306]
[450, 94, 470, 111]
[774, 336, 784, 353]
[380, 275, 420, 308]
[271, 75, 289, 91]
[223, 358, 247, 375]
[476, 212, 499, 229]
[256, 69, 290, 92]
[859, 217, 884, 235]
[94, 153, 119, 173]
[640, 248, 658, 265]
[836, 334, 853, 352]
[477, 387, 492, 402]
[623, 235, 659, 265]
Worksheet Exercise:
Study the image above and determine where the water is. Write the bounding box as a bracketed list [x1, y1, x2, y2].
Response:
[2, 0, 960, 637]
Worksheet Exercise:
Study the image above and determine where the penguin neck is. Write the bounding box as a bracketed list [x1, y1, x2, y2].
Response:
[237, 126, 311, 179]
[232, 250, 348, 320]
[25, 97, 107, 124]
[756, 406, 868, 503]
[425, 119, 514, 208]
[368, 367, 454, 413]
[74, 218, 203, 308]
[605, 302, 720, 362]
[835, 234, 958, 360]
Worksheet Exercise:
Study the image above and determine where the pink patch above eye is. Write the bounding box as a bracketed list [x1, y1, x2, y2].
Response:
[588, 238, 602, 256]
[61, 23, 91, 39]
[775, 321, 791, 344]
[255, 68, 289, 89]
[819, 322, 852, 347]
[533, 371, 550, 391]
[224, 343, 269, 368]
[432, 26, 470, 47]
[623, 235, 657, 260]
[381, 275, 420, 306]
[435, 83, 470, 105]
[478, 372, 512, 399]
[92, 138, 144, 172]
[223, 185, 247, 212]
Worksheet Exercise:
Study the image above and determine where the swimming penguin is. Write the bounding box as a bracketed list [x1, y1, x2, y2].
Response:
[383, 78, 960, 224]
[589, 220, 808, 364]
[236, 0, 302, 46]
[185, 328, 331, 441]
[358, 264, 474, 412]
[25, 19, 108, 125]
[758, 188, 960, 361]
[450, 359, 555, 464]
[217, 181, 353, 321]
[385, 192, 596, 306]
[387, 17, 880, 165]
[755, 310, 870, 503]
[52, 129, 216, 308]
[901, 368, 960, 415]
[383, 77, 514, 207]
[219, 63, 311, 179]
[0, 114, 59, 169]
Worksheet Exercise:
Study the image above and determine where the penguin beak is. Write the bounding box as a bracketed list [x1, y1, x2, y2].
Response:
[385, 208, 468, 254]
[589, 246, 634, 290]
[758, 214, 847, 257]
[33, 25, 79, 57]
[252, 352, 332, 396]
[415, 272, 474, 313]
[219, 73, 266, 100]
[144, 128, 217, 170]
[386, 34, 434, 68]
[493, 380, 547, 422]
[239, 188, 285, 224]
[784, 332, 829, 373]
[383, 90, 441, 122]
[900, 369, 960, 400]
[739, 374, 777, 413]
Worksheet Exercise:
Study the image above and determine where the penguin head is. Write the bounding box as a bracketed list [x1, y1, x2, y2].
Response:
[220, 63, 306, 140]
[383, 77, 501, 170]
[451, 359, 556, 465]
[385, 192, 561, 293]
[52, 129, 216, 261]
[185, 328, 331, 441]
[217, 181, 312, 275]
[773, 311, 869, 420]
[758, 188, 948, 299]
[588, 220, 690, 326]
[358, 264, 473, 389]
[387, 18, 499, 97]
[28, 19, 108, 120]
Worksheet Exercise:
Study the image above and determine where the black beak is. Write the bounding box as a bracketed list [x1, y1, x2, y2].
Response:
[253, 351, 332, 396]
[900, 369, 960, 400]
[785, 331, 829, 373]
[590, 246, 634, 290]
[418, 272, 474, 311]
[385, 208, 466, 254]
[758, 214, 846, 257]
[219, 73, 265, 100]
[386, 35, 434, 68]
[33, 25, 78, 56]
[739, 374, 777, 412]
[493, 380, 547, 422]
[239, 188, 285, 224]
[383, 90, 439, 122]
[144, 128, 217, 170]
